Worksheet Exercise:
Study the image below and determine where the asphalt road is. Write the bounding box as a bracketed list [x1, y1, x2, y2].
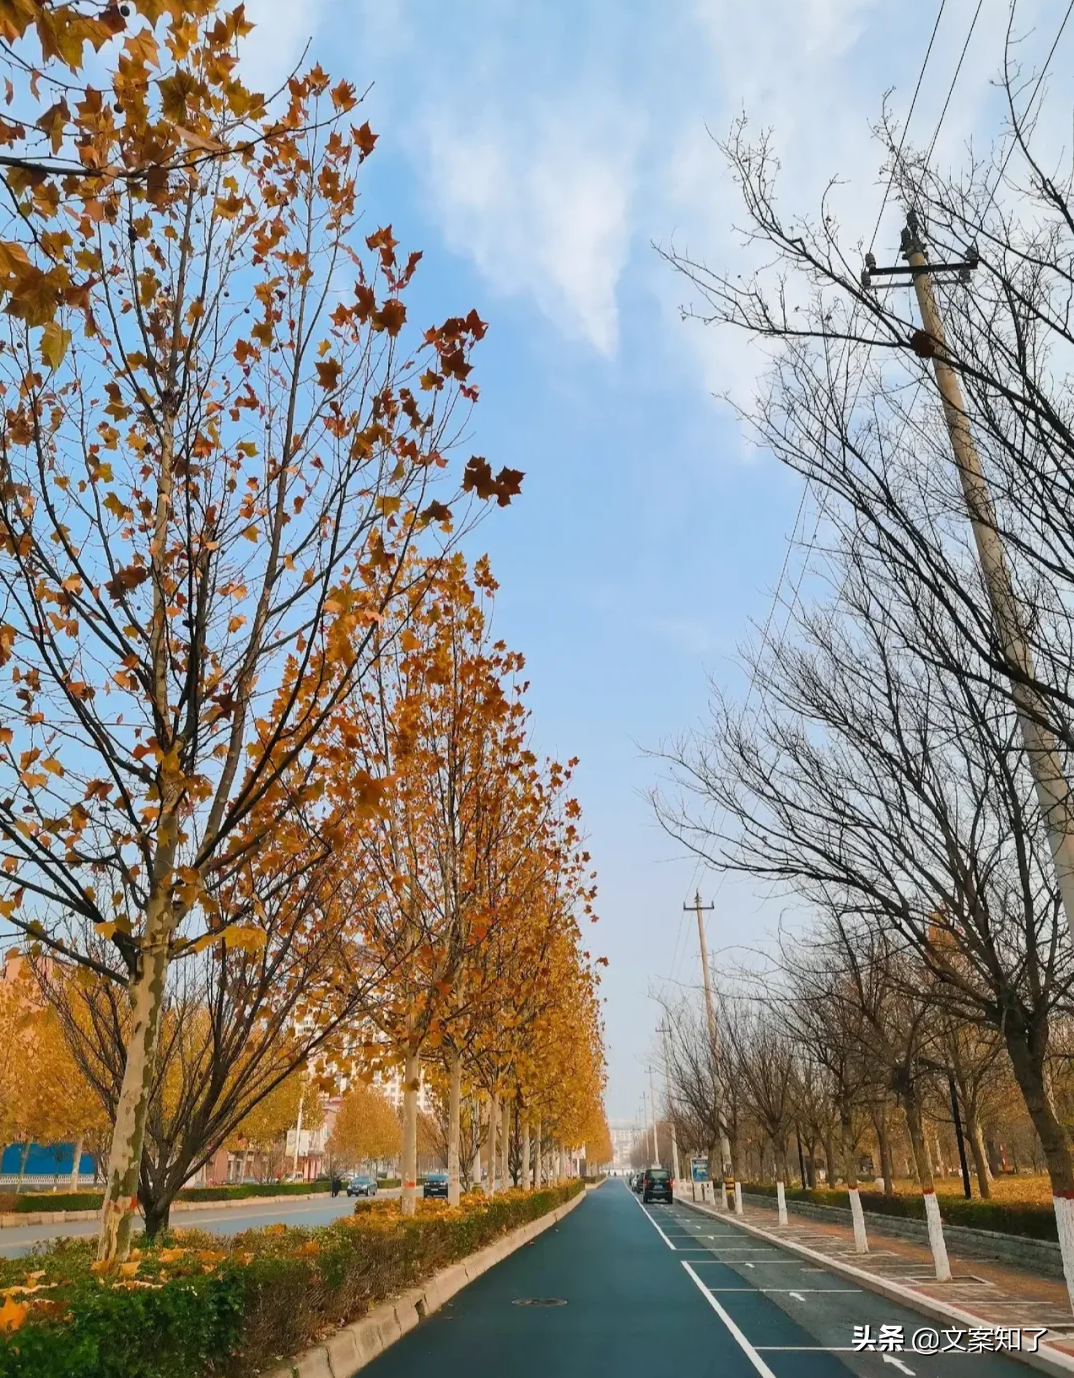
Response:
[0, 1189, 384, 1258]
[367, 1181, 1037, 1378]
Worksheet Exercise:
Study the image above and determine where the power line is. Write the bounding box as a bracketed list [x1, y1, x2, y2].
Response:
[976, 0, 1074, 232]
[920, 0, 984, 178]
[869, 0, 949, 254]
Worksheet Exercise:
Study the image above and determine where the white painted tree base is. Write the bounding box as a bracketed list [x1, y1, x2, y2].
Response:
[1053, 1193, 1074, 1311]
[776, 1180, 788, 1226]
[849, 1187, 869, 1253]
[734, 1181, 744, 1215]
[923, 1190, 951, 1281]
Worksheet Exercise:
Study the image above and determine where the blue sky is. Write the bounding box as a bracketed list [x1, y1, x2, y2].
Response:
[244, 0, 1064, 1121]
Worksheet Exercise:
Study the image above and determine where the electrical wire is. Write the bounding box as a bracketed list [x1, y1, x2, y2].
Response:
[920, 0, 984, 179]
[869, 0, 949, 254]
[976, 0, 1074, 233]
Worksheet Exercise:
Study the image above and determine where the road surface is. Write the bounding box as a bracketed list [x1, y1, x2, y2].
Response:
[0, 1189, 382, 1258]
[367, 1181, 1036, 1378]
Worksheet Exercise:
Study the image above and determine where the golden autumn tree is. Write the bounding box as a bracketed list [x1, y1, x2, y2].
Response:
[0, 4, 521, 1261]
[327, 1082, 400, 1171]
[328, 553, 541, 1212]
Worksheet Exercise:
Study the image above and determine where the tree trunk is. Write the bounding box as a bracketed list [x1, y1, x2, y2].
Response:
[500, 1098, 510, 1191]
[97, 795, 190, 1265]
[142, 1196, 170, 1241]
[900, 1083, 950, 1281]
[400, 1048, 421, 1217]
[447, 1050, 462, 1207]
[967, 1107, 992, 1200]
[873, 1110, 895, 1196]
[68, 1134, 84, 1192]
[15, 1141, 29, 1193]
[521, 1118, 530, 1191]
[804, 1141, 816, 1189]
[823, 1134, 838, 1186]
[840, 1106, 868, 1254]
[488, 1090, 499, 1196]
[1003, 1020, 1074, 1306]
[534, 1120, 542, 1188]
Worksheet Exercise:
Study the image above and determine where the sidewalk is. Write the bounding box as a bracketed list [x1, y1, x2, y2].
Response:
[681, 1189, 1074, 1374]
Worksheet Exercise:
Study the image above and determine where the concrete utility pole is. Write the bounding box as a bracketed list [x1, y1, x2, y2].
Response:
[863, 210, 1074, 1285]
[864, 212, 1074, 953]
[657, 1022, 679, 1181]
[685, 891, 732, 1176]
[647, 1065, 659, 1165]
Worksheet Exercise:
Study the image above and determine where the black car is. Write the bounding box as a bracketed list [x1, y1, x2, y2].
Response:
[641, 1168, 673, 1204]
[346, 1175, 377, 1198]
[423, 1172, 449, 1199]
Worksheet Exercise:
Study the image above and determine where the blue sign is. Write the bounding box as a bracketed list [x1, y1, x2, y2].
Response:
[691, 1156, 709, 1182]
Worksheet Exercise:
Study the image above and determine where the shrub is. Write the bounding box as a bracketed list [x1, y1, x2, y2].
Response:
[12, 1193, 103, 1214]
[0, 1182, 584, 1377]
[175, 1182, 331, 1204]
[741, 1182, 1059, 1241]
[4, 1182, 332, 1217]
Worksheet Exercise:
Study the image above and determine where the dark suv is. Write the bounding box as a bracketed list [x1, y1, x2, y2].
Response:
[641, 1167, 673, 1204]
[423, 1172, 449, 1199]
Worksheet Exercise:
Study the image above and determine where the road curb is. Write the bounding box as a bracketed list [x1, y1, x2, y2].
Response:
[268, 1188, 587, 1378]
[0, 1189, 336, 1230]
[681, 1196, 1074, 1378]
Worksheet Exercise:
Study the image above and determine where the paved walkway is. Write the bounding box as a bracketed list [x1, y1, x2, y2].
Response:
[682, 1189, 1074, 1370]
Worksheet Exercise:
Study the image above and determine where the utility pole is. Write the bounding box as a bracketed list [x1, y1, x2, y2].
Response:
[863, 212, 1074, 953]
[647, 1066, 659, 1165]
[685, 891, 732, 1176]
[657, 1022, 680, 1181]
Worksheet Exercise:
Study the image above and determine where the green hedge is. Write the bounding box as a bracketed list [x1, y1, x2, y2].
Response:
[4, 1181, 334, 1215]
[741, 1182, 1059, 1242]
[0, 1181, 584, 1377]
[176, 1182, 331, 1204]
[9, 1194, 102, 1214]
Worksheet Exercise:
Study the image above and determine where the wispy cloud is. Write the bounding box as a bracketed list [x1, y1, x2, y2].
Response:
[410, 101, 638, 354]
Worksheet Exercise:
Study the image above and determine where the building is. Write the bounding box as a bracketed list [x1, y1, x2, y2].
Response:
[374, 1064, 433, 1115]
[608, 1118, 638, 1174]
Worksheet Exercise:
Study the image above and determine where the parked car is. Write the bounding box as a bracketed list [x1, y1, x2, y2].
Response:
[346, 1175, 377, 1198]
[641, 1168, 673, 1204]
[423, 1171, 449, 1199]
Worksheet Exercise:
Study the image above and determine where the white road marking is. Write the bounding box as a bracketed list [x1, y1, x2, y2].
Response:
[682, 1262, 778, 1378]
[788, 1291, 806, 1302]
[744, 1262, 755, 1269]
[628, 1185, 677, 1250]
[881, 1357, 916, 1376]
[703, 1288, 861, 1294]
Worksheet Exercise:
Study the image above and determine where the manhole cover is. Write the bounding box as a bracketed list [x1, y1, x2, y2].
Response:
[512, 1297, 567, 1307]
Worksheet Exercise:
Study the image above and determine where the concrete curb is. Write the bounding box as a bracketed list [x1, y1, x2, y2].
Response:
[0, 1190, 334, 1230]
[682, 1196, 1074, 1378]
[268, 1188, 587, 1378]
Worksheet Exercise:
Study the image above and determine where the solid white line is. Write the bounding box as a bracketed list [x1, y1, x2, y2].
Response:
[681, 1261, 779, 1378]
[702, 1288, 862, 1294]
[628, 1184, 677, 1250]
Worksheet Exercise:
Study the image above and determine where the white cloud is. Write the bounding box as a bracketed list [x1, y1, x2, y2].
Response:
[240, 0, 330, 91]
[412, 103, 637, 354]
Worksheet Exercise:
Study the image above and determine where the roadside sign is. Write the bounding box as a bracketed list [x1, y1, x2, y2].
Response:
[691, 1156, 709, 1182]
